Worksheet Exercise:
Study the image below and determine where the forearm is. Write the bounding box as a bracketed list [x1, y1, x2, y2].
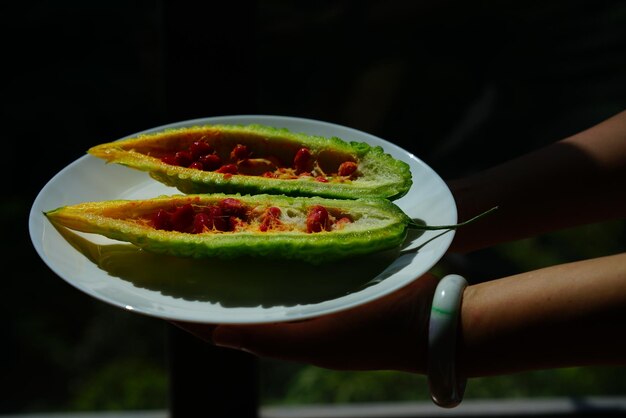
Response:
[457, 252, 626, 377]
[447, 109, 626, 253]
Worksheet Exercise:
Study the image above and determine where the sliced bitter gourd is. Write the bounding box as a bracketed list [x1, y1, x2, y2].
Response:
[45, 194, 412, 264]
[88, 124, 412, 200]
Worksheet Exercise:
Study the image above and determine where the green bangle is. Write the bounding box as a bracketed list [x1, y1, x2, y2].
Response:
[427, 274, 468, 408]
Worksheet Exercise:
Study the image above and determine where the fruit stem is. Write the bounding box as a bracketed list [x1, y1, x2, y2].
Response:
[408, 206, 498, 230]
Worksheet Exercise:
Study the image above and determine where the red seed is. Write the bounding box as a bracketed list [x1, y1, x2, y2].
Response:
[189, 140, 213, 159]
[170, 204, 195, 232]
[206, 206, 230, 231]
[293, 147, 313, 174]
[315, 176, 328, 183]
[216, 164, 238, 174]
[306, 205, 330, 233]
[175, 151, 193, 167]
[189, 161, 204, 170]
[199, 154, 222, 171]
[260, 206, 282, 232]
[230, 144, 251, 161]
[192, 212, 211, 233]
[161, 155, 179, 166]
[267, 206, 281, 218]
[229, 216, 243, 231]
[152, 209, 173, 230]
[338, 161, 357, 176]
[219, 198, 246, 217]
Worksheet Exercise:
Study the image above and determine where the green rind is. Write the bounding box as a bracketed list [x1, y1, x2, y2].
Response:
[88, 124, 412, 200]
[45, 194, 412, 264]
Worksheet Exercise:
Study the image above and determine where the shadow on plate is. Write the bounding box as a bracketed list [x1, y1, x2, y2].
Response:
[53, 224, 429, 308]
[402, 218, 453, 255]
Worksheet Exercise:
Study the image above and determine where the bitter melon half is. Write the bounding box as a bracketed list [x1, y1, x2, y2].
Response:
[45, 194, 412, 264]
[88, 124, 412, 200]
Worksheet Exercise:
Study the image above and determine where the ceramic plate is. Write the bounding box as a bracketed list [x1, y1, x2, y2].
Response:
[29, 115, 457, 324]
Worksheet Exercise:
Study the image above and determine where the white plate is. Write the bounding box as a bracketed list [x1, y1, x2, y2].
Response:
[29, 115, 457, 324]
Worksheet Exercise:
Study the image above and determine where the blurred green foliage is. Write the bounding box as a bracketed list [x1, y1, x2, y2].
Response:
[260, 365, 626, 405]
[466, 367, 626, 399]
[494, 220, 625, 271]
[69, 359, 167, 411]
[261, 366, 429, 404]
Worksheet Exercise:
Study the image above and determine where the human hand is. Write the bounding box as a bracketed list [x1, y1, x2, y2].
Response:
[174, 272, 440, 373]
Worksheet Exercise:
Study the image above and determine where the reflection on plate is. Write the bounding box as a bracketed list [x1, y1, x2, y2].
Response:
[29, 115, 457, 324]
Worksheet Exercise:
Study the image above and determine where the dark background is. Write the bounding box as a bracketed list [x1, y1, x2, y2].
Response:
[3, 0, 626, 413]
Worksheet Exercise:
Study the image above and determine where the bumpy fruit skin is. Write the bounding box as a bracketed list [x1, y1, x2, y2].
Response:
[45, 194, 412, 264]
[88, 124, 412, 200]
